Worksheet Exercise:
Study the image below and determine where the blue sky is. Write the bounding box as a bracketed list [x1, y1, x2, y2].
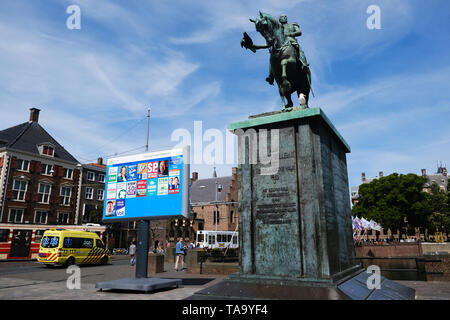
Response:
[0, 0, 449, 188]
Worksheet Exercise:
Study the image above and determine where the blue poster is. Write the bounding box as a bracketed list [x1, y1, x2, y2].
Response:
[103, 148, 188, 222]
[127, 164, 137, 181]
[116, 199, 126, 217]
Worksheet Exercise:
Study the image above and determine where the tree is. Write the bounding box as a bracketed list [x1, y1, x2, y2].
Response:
[352, 173, 430, 232]
[425, 182, 450, 234]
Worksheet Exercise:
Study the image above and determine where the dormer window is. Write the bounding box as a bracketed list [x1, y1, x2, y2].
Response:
[37, 143, 55, 157]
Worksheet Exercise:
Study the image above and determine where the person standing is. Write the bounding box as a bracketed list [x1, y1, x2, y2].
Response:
[129, 241, 136, 266]
[175, 237, 185, 271]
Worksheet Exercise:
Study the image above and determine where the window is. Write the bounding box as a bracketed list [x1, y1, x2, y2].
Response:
[97, 189, 104, 201]
[63, 237, 93, 249]
[60, 186, 72, 206]
[87, 171, 95, 181]
[41, 164, 53, 175]
[98, 174, 105, 183]
[12, 180, 27, 201]
[35, 211, 48, 224]
[230, 210, 234, 224]
[214, 211, 220, 225]
[85, 187, 93, 200]
[17, 159, 30, 172]
[34, 230, 45, 243]
[38, 183, 51, 203]
[8, 208, 24, 223]
[96, 239, 105, 249]
[63, 168, 73, 179]
[0, 229, 10, 242]
[57, 212, 69, 224]
[42, 145, 54, 156]
[41, 236, 59, 248]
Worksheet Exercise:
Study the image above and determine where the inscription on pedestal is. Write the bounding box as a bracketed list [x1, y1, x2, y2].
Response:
[251, 126, 302, 277]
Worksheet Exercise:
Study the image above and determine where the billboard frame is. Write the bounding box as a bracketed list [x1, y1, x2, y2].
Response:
[102, 146, 190, 223]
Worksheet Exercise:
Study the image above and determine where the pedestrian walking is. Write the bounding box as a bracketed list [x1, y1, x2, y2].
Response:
[174, 237, 186, 271]
[129, 241, 136, 266]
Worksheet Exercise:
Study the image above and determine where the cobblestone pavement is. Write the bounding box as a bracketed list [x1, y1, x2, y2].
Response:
[397, 280, 450, 300]
[1, 259, 450, 300]
[0, 258, 226, 300]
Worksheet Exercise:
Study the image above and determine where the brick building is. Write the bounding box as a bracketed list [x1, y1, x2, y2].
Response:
[0, 108, 81, 226]
[79, 158, 106, 224]
[154, 167, 239, 248]
[0, 108, 105, 259]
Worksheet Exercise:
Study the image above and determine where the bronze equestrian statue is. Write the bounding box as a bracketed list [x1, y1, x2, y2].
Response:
[241, 12, 313, 111]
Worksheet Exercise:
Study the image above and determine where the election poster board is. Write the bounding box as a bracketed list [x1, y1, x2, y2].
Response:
[103, 147, 190, 222]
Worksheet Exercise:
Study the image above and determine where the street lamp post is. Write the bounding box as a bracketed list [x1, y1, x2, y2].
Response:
[215, 181, 222, 233]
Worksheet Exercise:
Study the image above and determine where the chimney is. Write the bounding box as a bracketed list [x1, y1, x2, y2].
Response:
[232, 167, 238, 179]
[379, 171, 383, 178]
[29, 108, 41, 123]
[190, 172, 198, 185]
[443, 168, 447, 177]
[361, 172, 366, 183]
[97, 157, 103, 165]
[421, 169, 426, 177]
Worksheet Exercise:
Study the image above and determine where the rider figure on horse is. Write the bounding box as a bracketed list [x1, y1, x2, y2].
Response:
[266, 14, 309, 85]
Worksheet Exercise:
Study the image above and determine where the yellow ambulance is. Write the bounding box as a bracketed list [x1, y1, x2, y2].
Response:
[37, 229, 110, 267]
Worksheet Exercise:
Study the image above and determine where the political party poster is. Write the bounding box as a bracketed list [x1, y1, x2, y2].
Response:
[116, 199, 126, 217]
[106, 184, 117, 200]
[116, 182, 127, 199]
[105, 200, 116, 217]
[127, 181, 137, 198]
[169, 176, 180, 194]
[103, 147, 190, 222]
[137, 163, 147, 180]
[147, 179, 157, 196]
[127, 164, 137, 181]
[137, 180, 147, 197]
[108, 167, 118, 183]
[147, 161, 158, 179]
[157, 177, 169, 195]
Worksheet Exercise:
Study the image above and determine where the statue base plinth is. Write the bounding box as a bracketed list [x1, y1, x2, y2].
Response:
[185, 269, 415, 300]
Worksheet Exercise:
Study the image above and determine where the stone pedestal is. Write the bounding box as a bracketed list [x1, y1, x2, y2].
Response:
[231, 107, 359, 284]
[186, 107, 414, 300]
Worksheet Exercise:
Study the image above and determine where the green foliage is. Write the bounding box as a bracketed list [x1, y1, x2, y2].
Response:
[352, 173, 430, 231]
[425, 182, 450, 233]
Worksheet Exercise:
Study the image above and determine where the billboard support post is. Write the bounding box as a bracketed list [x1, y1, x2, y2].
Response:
[136, 219, 150, 278]
[96, 147, 189, 293]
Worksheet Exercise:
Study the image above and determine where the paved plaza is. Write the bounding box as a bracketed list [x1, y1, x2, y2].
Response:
[0, 257, 449, 300]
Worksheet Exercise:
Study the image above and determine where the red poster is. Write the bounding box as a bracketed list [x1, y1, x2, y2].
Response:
[137, 180, 147, 197]
[147, 161, 158, 179]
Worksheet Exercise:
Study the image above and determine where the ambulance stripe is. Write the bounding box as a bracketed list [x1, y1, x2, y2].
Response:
[85, 247, 100, 263]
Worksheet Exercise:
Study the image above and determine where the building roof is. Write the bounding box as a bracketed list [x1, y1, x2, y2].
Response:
[190, 176, 232, 204]
[0, 121, 79, 164]
[424, 174, 448, 188]
[82, 163, 106, 173]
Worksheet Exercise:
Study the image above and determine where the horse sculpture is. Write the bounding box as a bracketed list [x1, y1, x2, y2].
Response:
[241, 12, 312, 111]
